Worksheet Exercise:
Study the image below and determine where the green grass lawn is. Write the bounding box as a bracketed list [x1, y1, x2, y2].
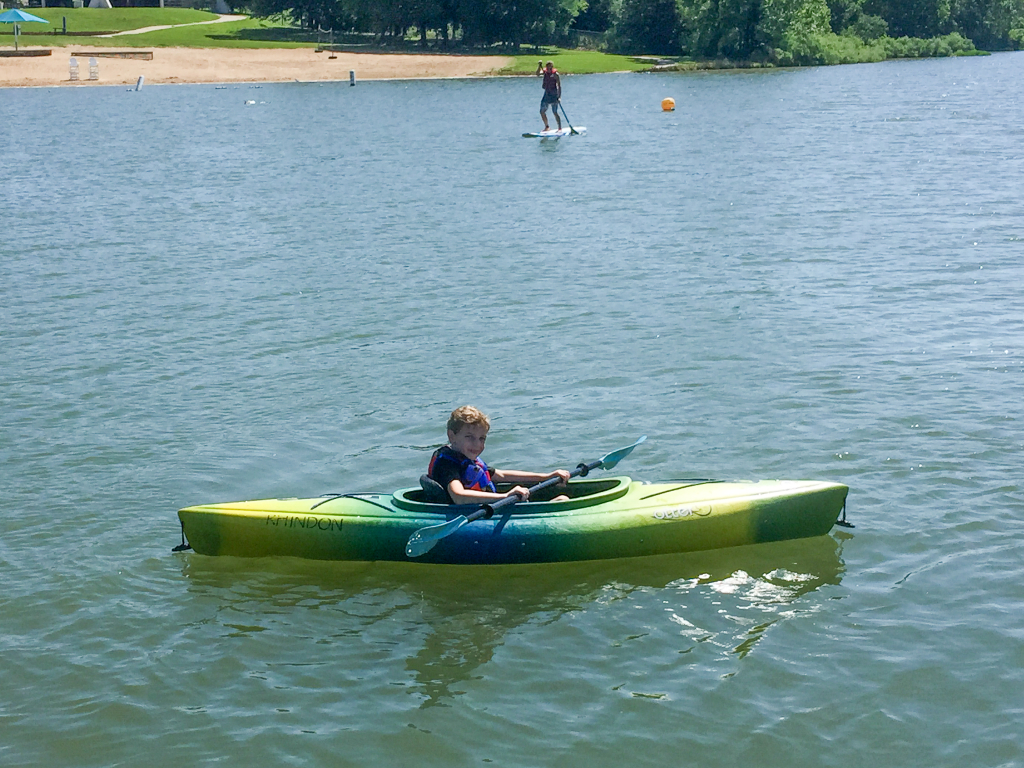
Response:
[116, 18, 322, 48]
[3, 11, 339, 49]
[11, 8, 217, 33]
[0, 9, 304, 49]
[502, 49, 654, 74]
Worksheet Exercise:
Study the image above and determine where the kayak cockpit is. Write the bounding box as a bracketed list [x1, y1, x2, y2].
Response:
[391, 476, 632, 513]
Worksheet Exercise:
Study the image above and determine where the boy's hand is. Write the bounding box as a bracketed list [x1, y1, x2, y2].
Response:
[551, 469, 571, 485]
[509, 485, 530, 500]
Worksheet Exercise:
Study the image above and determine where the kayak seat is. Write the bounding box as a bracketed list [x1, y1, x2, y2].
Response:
[419, 475, 451, 505]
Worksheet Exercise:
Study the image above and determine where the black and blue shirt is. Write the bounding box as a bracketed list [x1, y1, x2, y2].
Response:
[428, 445, 496, 502]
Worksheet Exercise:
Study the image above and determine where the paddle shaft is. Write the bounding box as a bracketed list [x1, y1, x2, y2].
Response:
[559, 102, 579, 135]
[469, 457, 603, 523]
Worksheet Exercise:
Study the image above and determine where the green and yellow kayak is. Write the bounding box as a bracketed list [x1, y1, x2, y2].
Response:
[176, 476, 849, 565]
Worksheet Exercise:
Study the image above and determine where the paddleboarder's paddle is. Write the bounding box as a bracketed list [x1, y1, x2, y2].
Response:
[559, 102, 580, 135]
[405, 436, 646, 558]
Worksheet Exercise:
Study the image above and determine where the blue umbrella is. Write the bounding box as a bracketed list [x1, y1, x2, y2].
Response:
[0, 8, 49, 52]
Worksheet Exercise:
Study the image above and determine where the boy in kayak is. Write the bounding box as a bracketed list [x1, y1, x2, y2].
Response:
[428, 405, 570, 505]
[536, 60, 562, 133]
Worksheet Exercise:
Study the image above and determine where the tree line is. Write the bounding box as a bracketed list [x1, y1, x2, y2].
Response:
[244, 0, 1024, 64]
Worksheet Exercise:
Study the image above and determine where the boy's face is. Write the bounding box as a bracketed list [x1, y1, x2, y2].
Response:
[449, 423, 488, 461]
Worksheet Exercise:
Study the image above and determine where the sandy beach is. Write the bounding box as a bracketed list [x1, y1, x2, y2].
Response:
[0, 46, 514, 88]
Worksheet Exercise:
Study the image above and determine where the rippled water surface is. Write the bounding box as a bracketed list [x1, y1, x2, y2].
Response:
[2, 53, 1023, 767]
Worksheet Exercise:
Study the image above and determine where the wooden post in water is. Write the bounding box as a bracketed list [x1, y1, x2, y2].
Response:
[350, 70, 356, 86]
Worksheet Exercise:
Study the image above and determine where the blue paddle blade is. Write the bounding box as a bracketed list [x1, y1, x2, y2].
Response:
[405, 515, 469, 557]
[599, 435, 646, 470]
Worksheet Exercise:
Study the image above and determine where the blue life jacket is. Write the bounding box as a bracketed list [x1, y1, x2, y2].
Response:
[428, 445, 496, 493]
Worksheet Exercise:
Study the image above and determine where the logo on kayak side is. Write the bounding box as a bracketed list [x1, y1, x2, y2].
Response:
[266, 514, 343, 531]
[653, 505, 711, 520]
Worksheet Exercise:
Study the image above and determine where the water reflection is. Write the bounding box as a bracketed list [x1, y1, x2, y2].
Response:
[179, 534, 845, 707]
[667, 561, 842, 660]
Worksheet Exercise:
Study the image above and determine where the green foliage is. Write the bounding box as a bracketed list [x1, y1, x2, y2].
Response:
[862, 0, 949, 37]
[828, 0, 1022, 48]
[825, 0, 861, 33]
[762, 0, 831, 46]
[460, 0, 586, 47]
[949, 0, 1024, 49]
[244, 0, 585, 47]
[230, 0, 1023, 55]
[880, 29, 977, 55]
[847, 13, 888, 40]
[612, 0, 683, 53]
[573, 0, 615, 31]
[679, 0, 765, 58]
[245, 0, 351, 30]
[772, 29, 885, 62]
[770, 27, 975, 63]
[16, 0, 1014, 61]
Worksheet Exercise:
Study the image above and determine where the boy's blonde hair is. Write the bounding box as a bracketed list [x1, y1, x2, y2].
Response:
[447, 405, 491, 435]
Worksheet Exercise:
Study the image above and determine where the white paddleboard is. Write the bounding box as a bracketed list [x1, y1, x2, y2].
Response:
[522, 127, 586, 138]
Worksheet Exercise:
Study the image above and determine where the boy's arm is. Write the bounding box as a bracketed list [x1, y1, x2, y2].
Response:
[492, 468, 571, 485]
[448, 478, 530, 505]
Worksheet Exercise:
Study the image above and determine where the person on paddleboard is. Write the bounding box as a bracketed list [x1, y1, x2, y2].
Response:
[536, 60, 562, 133]
[428, 405, 570, 505]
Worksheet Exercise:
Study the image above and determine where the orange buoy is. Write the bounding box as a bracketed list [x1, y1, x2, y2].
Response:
[661, 97, 675, 112]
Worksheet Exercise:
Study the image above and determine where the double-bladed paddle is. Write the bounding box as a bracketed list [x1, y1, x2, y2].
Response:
[405, 436, 647, 558]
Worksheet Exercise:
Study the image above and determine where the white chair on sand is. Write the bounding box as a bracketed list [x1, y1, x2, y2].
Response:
[69, 57, 79, 81]
[88, 57, 98, 80]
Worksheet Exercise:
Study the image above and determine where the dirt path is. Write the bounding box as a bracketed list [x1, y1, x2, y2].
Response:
[97, 13, 247, 38]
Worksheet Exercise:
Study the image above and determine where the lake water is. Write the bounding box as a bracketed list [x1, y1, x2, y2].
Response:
[2, 52, 1023, 766]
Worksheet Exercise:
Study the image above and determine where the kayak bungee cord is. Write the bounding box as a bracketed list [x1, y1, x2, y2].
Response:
[171, 495, 397, 553]
[310, 493, 397, 513]
[639, 480, 724, 501]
